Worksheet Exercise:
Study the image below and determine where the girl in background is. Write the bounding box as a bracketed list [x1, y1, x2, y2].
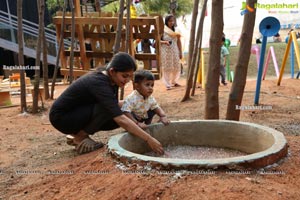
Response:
[160, 14, 182, 90]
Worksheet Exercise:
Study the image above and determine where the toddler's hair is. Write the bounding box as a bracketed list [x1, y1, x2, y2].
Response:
[134, 70, 155, 83]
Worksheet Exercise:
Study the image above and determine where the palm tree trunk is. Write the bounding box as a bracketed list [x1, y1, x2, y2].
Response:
[204, 0, 224, 119]
[226, 0, 257, 120]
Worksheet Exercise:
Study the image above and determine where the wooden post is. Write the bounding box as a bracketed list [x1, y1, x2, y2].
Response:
[74, 0, 89, 70]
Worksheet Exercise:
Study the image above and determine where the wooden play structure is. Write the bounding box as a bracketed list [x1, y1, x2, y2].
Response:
[0, 73, 32, 107]
[53, 1, 164, 82]
[8, 73, 31, 88]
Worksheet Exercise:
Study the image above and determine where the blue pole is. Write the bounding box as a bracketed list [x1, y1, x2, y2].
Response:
[291, 42, 294, 78]
[254, 36, 267, 105]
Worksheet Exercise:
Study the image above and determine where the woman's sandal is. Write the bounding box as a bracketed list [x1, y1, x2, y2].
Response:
[66, 135, 76, 146]
[75, 138, 104, 154]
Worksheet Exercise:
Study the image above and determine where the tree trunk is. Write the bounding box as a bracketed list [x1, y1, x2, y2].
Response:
[181, 0, 199, 102]
[125, 0, 130, 52]
[204, 0, 223, 119]
[120, 0, 131, 101]
[42, 28, 50, 100]
[17, 0, 27, 113]
[51, 0, 67, 99]
[226, 0, 257, 121]
[114, 0, 125, 99]
[113, 0, 125, 54]
[68, 0, 75, 84]
[191, 50, 201, 96]
[32, 0, 44, 113]
[191, 0, 208, 96]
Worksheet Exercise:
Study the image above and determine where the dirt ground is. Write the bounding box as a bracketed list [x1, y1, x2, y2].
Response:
[1, 77, 300, 200]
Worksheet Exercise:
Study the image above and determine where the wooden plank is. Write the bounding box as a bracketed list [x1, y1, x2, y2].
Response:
[134, 53, 157, 60]
[133, 33, 156, 39]
[86, 52, 113, 58]
[64, 50, 114, 58]
[53, 17, 158, 26]
[64, 50, 81, 57]
[60, 68, 89, 77]
[84, 32, 126, 39]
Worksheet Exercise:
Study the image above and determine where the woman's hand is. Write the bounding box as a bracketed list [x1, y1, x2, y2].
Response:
[179, 53, 183, 59]
[114, 115, 164, 155]
[162, 40, 171, 46]
[146, 137, 164, 155]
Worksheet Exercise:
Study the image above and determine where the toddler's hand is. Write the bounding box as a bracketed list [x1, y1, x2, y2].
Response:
[159, 116, 170, 126]
[137, 122, 148, 129]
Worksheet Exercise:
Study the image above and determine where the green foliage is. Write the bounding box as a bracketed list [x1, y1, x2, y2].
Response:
[144, 0, 193, 17]
[46, 0, 64, 13]
[101, 1, 120, 14]
[101, 0, 193, 17]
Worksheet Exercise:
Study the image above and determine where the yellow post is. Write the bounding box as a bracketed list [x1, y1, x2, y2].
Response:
[201, 50, 206, 89]
[291, 31, 300, 70]
[277, 31, 300, 85]
[197, 49, 202, 83]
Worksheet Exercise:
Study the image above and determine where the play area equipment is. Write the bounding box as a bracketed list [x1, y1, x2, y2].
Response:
[262, 46, 279, 80]
[108, 120, 288, 169]
[251, 45, 260, 67]
[53, 0, 164, 82]
[224, 38, 233, 82]
[251, 45, 280, 80]
[196, 50, 206, 89]
[8, 73, 31, 88]
[277, 31, 300, 85]
[285, 36, 296, 78]
[0, 73, 32, 107]
[254, 17, 280, 105]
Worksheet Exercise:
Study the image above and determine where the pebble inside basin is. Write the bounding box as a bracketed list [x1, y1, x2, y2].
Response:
[108, 120, 288, 169]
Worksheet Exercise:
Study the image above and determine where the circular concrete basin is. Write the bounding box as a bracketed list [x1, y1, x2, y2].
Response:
[108, 120, 288, 169]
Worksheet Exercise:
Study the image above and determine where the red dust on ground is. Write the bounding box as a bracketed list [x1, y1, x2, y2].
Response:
[0, 78, 300, 199]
